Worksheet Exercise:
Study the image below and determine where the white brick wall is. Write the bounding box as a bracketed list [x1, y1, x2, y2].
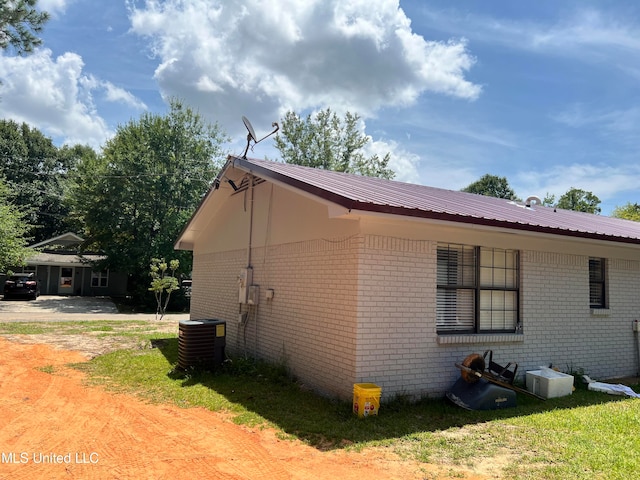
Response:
[191, 236, 360, 399]
[355, 235, 436, 398]
[191, 230, 640, 401]
[353, 238, 640, 400]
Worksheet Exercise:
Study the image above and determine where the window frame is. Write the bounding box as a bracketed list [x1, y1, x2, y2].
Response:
[437, 243, 520, 335]
[91, 270, 109, 288]
[588, 257, 607, 309]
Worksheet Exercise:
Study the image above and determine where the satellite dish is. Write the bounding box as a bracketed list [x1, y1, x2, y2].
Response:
[241, 116, 280, 158]
[242, 116, 257, 143]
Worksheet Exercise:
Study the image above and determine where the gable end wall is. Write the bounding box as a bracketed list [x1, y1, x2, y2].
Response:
[190, 236, 360, 399]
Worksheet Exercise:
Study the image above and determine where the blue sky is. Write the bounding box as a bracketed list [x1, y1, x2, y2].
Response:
[1, 0, 639, 214]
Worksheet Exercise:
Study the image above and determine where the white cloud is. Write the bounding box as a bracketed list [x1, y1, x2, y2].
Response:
[38, 0, 73, 17]
[515, 163, 640, 208]
[103, 82, 148, 110]
[553, 103, 640, 149]
[0, 48, 145, 147]
[423, 7, 640, 72]
[530, 9, 640, 54]
[363, 137, 420, 184]
[128, 0, 481, 137]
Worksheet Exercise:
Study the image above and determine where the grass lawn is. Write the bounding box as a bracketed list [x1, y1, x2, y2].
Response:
[3, 320, 640, 479]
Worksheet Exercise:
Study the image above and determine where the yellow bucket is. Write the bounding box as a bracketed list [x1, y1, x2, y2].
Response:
[353, 383, 381, 417]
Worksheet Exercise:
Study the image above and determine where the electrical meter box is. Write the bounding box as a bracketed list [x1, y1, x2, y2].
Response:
[248, 285, 260, 305]
[238, 267, 253, 304]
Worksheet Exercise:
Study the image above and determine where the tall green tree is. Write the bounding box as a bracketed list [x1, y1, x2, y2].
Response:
[274, 108, 395, 179]
[611, 202, 640, 222]
[556, 187, 601, 214]
[70, 99, 229, 301]
[461, 174, 518, 200]
[0, 0, 49, 54]
[0, 180, 33, 272]
[0, 119, 80, 242]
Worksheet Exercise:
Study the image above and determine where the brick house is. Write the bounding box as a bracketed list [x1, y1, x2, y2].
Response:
[175, 156, 640, 400]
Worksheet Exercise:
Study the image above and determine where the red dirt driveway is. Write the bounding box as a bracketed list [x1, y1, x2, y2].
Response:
[0, 338, 487, 480]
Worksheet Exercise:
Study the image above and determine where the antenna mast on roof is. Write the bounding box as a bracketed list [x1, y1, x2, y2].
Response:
[242, 116, 279, 159]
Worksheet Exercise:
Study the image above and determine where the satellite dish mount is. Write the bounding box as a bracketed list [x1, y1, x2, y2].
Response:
[242, 116, 279, 158]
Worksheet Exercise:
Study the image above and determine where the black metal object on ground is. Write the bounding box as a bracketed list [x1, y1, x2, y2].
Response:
[446, 377, 517, 410]
[454, 351, 546, 401]
[178, 319, 226, 370]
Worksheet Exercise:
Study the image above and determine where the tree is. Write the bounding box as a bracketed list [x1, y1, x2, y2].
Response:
[541, 193, 556, 207]
[611, 202, 640, 222]
[0, 0, 49, 55]
[274, 108, 395, 179]
[0, 180, 33, 272]
[0, 119, 81, 242]
[70, 98, 229, 302]
[149, 258, 179, 320]
[461, 174, 518, 200]
[556, 187, 601, 214]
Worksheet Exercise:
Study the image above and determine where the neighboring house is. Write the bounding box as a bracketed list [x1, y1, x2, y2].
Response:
[4, 232, 128, 297]
[175, 156, 640, 400]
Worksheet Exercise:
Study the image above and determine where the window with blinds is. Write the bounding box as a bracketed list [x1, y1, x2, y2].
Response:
[589, 258, 606, 308]
[437, 243, 519, 334]
[437, 244, 476, 332]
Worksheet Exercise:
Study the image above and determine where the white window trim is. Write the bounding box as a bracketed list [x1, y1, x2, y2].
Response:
[436, 243, 520, 335]
[91, 270, 109, 288]
[437, 333, 524, 345]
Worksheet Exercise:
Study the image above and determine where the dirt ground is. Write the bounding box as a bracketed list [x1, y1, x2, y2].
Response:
[0, 335, 492, 480]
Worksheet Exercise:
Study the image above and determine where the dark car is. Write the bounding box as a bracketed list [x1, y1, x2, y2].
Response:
[3, 273, 40, 300]
[181, 279, 192, 298]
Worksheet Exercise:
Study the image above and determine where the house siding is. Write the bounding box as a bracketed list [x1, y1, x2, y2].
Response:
[191, 230, 640, 402]
[355, 235, 438, 398]
[183, 165, 640, 401]
[191, 236, 360, 399]
[518, 252, 640, 381]
[351, 237, 640, 400]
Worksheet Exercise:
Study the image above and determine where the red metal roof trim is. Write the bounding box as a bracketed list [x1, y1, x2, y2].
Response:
[231, 156, 640, 246]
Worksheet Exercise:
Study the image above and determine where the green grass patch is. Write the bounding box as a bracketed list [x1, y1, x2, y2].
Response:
[3, 320, 640, 479]
[74, 338, 640, 480]
[0, 323, 50, 334]
[37, 364, 56, 374]
[0, 320, 172, 340]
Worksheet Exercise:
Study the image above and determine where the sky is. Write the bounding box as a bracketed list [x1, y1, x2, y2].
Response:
[1, 0, 639, 215]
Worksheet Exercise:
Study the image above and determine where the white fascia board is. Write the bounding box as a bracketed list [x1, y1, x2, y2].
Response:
[232, 163, 352, 219]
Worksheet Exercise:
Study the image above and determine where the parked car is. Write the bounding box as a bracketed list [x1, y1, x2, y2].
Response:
[181, 279, 192, 298]
[3, 273, 40, 300]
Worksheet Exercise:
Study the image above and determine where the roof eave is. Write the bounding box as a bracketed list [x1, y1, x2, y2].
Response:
[231, 156, 355, 210]
[180, 156, 640, 249]
[173, 158, 236, 251]
[351, 203, 640, 246]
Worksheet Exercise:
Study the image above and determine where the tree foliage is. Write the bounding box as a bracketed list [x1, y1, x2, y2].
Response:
[0, 119, 80, 242]
[611, 202, 640, 222]
[0, 180, 33, 272]
[149, 258, 179, 320]
[555, 187, 601, 214]
[69, 99, 229, 301]
[461, 174, 518, 200]
[274, 108, 395, 179]
[0, 0, 49, 55]
[541, 193, 556, 207]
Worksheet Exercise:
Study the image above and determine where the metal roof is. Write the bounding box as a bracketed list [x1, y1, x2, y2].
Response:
[230, 156, 640, 246]
[30, 232, 84, 248]
[27, 252, 105, 267]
